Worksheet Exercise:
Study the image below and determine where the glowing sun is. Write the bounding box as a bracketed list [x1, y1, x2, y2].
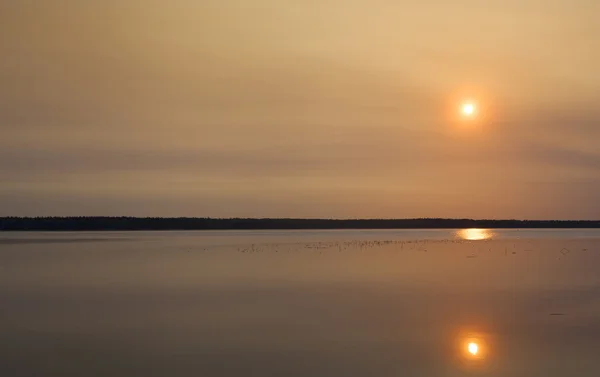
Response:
[468, 342, 479, 356]
[461, 102, 477, 117]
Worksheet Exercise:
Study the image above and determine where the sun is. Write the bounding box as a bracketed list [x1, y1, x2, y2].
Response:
[445, 90, 489, 130]
[468, 342, 479, 356]
[461, 102, 477, 117]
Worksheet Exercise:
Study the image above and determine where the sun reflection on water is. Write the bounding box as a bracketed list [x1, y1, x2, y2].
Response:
[457, 228, 494, 241]
[453, 330, 492, 372]
[462, 336, 488, 361]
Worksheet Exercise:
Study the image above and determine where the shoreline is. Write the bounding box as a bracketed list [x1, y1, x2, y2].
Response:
[2, 217, 599, 231]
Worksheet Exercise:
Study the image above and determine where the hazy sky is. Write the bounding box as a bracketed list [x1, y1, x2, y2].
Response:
[1, 0, 599, 219]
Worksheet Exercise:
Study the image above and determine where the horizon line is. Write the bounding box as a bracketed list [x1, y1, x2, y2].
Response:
[1, 217, 600, 222]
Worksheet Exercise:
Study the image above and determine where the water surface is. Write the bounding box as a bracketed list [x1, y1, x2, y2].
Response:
[1, 229, 599, 376]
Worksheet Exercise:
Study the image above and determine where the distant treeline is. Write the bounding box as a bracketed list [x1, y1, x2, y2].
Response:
[1, 217, 599, 231]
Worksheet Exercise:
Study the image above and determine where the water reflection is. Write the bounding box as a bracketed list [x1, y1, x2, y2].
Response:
[462, 336, 487, 361]
[454, 330, 492, 374]
[3, 230, 600, 377]
[457, 228, 494, 240]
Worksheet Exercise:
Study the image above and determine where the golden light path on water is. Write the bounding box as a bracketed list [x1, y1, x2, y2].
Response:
[452, 231, 494, 369]
[457, 228, 494, 241]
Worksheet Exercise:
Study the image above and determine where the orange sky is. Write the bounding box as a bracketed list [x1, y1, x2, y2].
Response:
[1, 1, 599, 218]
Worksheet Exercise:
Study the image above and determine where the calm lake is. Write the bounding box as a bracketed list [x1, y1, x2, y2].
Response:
[1, 229, 599, 376]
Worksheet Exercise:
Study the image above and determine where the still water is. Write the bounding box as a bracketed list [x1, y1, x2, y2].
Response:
[1, 229, 599, 376]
